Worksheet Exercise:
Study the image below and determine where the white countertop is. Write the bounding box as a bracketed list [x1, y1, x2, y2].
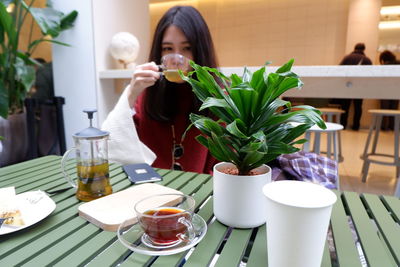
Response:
[99, 65, 400, 79]
[98, 65, 400, 100]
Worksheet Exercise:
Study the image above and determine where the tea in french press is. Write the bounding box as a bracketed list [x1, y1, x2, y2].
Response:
[61, 109, 112, 201]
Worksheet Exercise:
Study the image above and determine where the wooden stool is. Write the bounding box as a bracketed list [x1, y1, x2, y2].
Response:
[361, 109, 400, 183]
[318, 108, 345, 162]
[302, 122, 344, 189]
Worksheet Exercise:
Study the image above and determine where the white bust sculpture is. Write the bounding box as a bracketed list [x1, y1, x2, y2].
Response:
[109, 32, 140, 69]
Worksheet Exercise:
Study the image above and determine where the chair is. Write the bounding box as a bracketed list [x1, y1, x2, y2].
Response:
[361, 109, 400, 183]
[24, 97, 66, 160]
[318, 107, 345, 162]
[303, 122, 344, 163]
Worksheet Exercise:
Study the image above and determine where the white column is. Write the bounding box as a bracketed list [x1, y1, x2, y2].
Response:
[52, 0, 149, 149]
[345, 0, 382, 61]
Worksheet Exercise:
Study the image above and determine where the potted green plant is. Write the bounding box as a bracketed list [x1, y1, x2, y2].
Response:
[182, 59, 326, 228]
[0, 0, 77, 166]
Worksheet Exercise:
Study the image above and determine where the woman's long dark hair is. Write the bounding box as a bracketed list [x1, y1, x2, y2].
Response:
[144, 6, 218, 122]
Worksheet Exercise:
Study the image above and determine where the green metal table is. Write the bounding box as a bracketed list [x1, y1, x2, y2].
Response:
[1, 156, 399, 266]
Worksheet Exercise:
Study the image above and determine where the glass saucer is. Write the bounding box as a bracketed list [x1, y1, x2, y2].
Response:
[117, 214, 207, 256]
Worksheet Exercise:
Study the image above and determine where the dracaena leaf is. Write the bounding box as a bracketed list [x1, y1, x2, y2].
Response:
[200, 97, 230, 111]
[226, 120, 247, 139]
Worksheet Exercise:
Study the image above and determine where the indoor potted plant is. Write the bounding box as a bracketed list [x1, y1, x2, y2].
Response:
[182, 59, 326, 228]
[0, 0, 77, 166]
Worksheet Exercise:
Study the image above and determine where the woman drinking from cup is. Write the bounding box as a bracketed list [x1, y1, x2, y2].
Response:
[102, 6, 219, 173]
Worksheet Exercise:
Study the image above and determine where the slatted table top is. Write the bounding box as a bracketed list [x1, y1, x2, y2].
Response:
[1, 156, 399, 267]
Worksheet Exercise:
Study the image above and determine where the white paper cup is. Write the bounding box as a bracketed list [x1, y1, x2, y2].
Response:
[263, 180, 337, 267]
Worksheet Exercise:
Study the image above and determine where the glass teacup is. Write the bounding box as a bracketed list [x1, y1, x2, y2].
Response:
[134, 193, 196, 248]
[160, 53, 190, 83]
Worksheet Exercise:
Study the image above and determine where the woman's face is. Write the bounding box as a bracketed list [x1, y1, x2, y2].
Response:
[161, 25, 193, 60]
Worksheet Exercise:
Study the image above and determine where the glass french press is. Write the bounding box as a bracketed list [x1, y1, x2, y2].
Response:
[61, 109, 112, 201]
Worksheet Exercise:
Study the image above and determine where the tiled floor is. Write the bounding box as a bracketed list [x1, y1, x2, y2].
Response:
[316, 129, 398, 196]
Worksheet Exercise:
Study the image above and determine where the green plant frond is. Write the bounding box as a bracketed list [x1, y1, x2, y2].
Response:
[226, 119, 248, 139]
[28, 38, 70, 51]
[24, 6, 64, 37]
[266, 108, 325, 128]
[251, 131, 266, 142]
[271, 76, 303, 99]
[60, 10, 78, 30]
[294, 105, 322, 114]
[250, 97, 289, 132]
[230, 73, 242, 87]
[0, 2, 16, 45]
[276, 58, 294, 73]
[290, 138, 308, 145]
[204, 119, 225, 136]
[190, 61, 224, 98]
[14, 57, 35, 92]
[211, 132, 240, 163]
[229, 87, 257, 123]
[190, 61, 241, 117]
[239, 141, 265, 153]
[209, 106, 236, 124]
[200, 97, 231, 111]
[267, 142, 300, 155]
[280, 124, 311, 143]
[239, 150, 265, 174]
[242, 67, 252, 83]
[207, 137, 228, 162]
[250, 66, 267, 93]
[184, 77, 212, 102]
[195, 135, 209, 148]
[202, 66, 231, 90]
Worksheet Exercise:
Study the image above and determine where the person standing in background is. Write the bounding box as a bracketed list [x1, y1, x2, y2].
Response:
[379, 50, 400, 130]
[338, 43, 372, 130]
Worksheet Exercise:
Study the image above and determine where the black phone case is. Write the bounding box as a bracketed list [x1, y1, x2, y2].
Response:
[123, 163, 163, 184]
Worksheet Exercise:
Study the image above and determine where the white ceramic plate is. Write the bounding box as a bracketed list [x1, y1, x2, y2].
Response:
[117, 214, 207, 256]
[0, 191, 56, 235]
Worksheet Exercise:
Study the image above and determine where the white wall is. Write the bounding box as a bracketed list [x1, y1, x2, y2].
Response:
[52, 0, 150, 149]
[52, 0, 98, 149]
[345, 0, 382, 60]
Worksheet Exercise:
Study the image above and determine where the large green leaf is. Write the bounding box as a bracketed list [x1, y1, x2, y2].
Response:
[60, 10, 78, 30]
[199, 97, 231, 111]
[229, 88, 257, 123]
[276, 58, 294, 73]
[14, 56, 35, 92]
[226, 119, 248, 139]
[250, 66, 267, 93]
[26, 6, 63, 37]
[0, 1, 16, 45]
[28, 38, 70, 51]
[230, 73, 242, 87]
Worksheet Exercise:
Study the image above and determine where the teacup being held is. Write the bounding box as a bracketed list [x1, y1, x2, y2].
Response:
[134, 193, 196, 248]
[61, 109, 112, 202]
[159, 53, 190, 83]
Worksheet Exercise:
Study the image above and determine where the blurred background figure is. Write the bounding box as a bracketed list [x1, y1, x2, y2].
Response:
[379, 50, 399, 130]
[337, 43, 372, 130]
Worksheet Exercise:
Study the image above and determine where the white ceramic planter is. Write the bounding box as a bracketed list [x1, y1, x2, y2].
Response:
[213, 162, 271, 228]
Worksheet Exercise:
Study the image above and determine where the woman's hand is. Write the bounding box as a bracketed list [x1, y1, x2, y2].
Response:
[127, 62, 160, 108]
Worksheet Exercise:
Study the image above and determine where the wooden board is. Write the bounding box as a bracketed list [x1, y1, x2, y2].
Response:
[78, 183, 182, 231]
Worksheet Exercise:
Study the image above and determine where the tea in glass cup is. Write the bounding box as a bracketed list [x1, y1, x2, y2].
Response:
[160, 53, 190, 83]
[134, 193, 196, 248]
